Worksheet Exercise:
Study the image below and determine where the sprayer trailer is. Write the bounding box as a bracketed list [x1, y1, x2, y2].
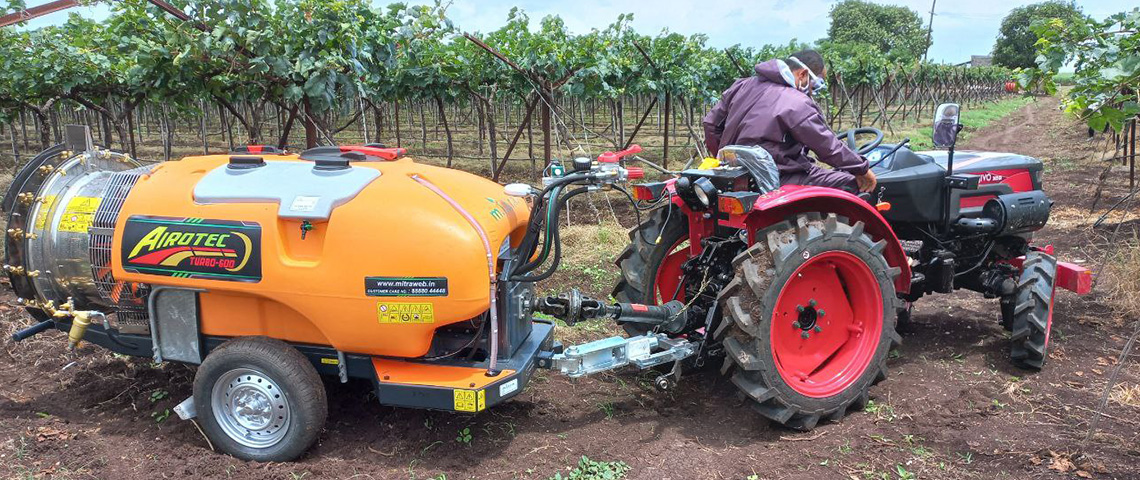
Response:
[4, 106, 1091, 461]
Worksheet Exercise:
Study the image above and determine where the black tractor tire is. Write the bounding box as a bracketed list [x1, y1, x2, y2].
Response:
[194, 336, 327, 462]
[1009, 251, 1058, 370]
[612, 205, 689, 336]
[714, 213, 902, 430]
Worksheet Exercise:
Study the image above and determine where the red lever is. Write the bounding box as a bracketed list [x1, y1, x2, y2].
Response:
[598, 144, 642, 163]
[340, 145, 407, 161]
[626, 167, 645, 180]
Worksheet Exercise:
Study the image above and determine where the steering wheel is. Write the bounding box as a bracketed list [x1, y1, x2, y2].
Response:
[836, 127, 884, 155]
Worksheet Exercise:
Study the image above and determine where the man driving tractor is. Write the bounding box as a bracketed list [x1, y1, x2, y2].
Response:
[703, 49, 877, 193]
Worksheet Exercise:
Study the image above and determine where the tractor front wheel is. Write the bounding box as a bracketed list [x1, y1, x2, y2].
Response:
[715, 213, 901, 430]
[1009, 251, 1058, 370]
[194, 336, 327, 461]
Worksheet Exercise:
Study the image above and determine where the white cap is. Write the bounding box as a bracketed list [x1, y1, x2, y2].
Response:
[503, 183, 534, 197]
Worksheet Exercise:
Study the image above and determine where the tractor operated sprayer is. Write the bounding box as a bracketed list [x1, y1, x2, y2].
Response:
[3, 104, 1091, 461]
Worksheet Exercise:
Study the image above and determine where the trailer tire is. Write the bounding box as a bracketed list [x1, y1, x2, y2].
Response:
[1009, 251, 1058, 370]
[715, 213, 901, 430]
[612, 205, 689, 336]
[194, 336, 327, 462]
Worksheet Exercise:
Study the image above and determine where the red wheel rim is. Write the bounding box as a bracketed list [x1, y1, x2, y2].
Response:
[770, 251, 883, 398]
[653, 237, 689, 304]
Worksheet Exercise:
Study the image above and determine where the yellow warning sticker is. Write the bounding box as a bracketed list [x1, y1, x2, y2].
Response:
[320, 358, 339, 365]
[57, 196, 101, 233]
[377, 302, 435, 324]
[32, 194, 57, 230]
[453, 389, 486, 412]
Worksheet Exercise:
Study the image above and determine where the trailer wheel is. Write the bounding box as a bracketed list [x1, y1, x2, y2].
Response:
[612, 205, 689, 335]
[1009, 251, 1057, 370]
[714, 213, 901, 430]
[194, 336, 327, 461]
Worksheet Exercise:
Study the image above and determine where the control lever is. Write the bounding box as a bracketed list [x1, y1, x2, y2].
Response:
[535, 289, 686, 333]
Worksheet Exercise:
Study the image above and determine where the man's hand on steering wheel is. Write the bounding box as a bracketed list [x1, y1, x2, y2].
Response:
[856, 170, 877, 193]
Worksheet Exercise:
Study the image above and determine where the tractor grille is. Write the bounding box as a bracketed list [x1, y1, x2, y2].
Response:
[89, 165, 154, 333]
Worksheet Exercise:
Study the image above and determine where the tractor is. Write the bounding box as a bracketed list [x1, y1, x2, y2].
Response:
[1, 104, 1090, 462]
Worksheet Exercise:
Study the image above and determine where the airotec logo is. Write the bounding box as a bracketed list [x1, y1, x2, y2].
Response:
[127, 225, 252, 272]
[121, 217, 262, 282]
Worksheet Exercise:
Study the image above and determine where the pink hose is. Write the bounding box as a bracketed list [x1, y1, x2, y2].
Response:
[411, 175, 500, 376]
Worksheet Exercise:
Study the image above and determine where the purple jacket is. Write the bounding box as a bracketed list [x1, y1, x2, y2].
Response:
[703, 60, 868, 176]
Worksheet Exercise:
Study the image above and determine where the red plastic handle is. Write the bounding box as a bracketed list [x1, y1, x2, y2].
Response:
[626, 167, 644, 180]
[340, 145, 407, 161]
[598, 144, 642, 163]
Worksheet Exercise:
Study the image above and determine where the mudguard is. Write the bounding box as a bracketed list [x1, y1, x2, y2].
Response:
[726, 185, 912, 294]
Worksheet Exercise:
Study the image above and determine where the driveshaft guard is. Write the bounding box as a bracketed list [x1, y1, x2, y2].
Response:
[112, 154, 530, 358]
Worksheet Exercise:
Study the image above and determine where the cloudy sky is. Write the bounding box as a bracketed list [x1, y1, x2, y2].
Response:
[18, 0, 1126, 64]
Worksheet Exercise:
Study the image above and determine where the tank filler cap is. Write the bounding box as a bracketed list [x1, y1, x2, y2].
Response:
[504, 183, 533, 197]
[227, 155, 266, 170]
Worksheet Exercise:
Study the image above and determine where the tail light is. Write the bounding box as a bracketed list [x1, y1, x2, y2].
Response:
[632, 182, 668, 202]
[717, 191, 760, 215]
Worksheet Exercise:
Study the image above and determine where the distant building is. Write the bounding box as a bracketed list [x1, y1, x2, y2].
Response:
[970, 55, 993, 67]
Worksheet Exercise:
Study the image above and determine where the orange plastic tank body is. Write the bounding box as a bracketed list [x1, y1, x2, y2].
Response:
[111, 154, 529, 358]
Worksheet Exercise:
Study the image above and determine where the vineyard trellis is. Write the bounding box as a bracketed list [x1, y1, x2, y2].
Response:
[0, 0, 1015, 182]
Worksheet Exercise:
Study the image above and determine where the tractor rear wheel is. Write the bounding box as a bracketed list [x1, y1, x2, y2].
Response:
[1009, 251, 1058, 370]
[714, 213, 901, 430]
[194, 336, 327, 461]
[612, 205, 689, 336]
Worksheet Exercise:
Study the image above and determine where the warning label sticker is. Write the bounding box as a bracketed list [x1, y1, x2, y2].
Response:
[33, 194, 58, 230]
[453, 389, 486, 412]
[365, 277, 448, 297]
[377, 302, 435, 324]
[57, 196, 102, 233]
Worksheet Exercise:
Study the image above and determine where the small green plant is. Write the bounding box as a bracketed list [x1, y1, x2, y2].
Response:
[34, 411, 50, 419]
[992, 398, 1007, 409]
[455, 427, 472, 446]
[152, 409, 171, 423]
[597, 401, 615, 419]
[957, 451, 974, 464]
[895, 465, 915, 480]
[838, 440, 853, 454]
[549, 456, 630, 480]
[149, 389, 169, 403]
[288, 472, 310, 480]
[864, 400, 897, 422]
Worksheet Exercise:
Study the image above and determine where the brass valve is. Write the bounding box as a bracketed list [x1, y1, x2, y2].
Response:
[16, 192, 35, 205]
[67, 311, 92, 349]
[37, 165, 55, 175]
[3, 264, 23, 275]
[52, 298, 76, 318]
[6, 229, 38, 240]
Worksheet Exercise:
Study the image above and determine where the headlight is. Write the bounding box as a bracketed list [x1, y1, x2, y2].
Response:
[693, 177, 718, 207]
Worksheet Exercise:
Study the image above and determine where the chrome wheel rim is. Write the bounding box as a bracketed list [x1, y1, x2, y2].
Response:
[211, 368, 290, 448]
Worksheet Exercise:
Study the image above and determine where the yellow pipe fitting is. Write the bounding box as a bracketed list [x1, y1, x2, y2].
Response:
[67, 311, 92, 350]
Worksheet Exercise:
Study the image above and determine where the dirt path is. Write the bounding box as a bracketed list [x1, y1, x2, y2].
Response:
[2, 97, 1139, 480]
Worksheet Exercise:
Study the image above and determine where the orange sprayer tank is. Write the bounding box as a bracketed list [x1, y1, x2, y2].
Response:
[111, 154, 529, 358]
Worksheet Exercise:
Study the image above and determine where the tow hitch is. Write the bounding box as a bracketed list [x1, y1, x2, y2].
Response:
[534, 290, 699, 386]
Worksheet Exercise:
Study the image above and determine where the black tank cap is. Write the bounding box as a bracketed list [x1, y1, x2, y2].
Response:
[228, 155, 266, 170]
[313, 157, 350, 171]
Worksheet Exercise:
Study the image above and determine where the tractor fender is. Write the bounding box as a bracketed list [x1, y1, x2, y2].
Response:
[738, 185, 912, 294]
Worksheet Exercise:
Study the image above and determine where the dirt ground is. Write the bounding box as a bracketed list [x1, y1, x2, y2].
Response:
[2, 95, 1140, 480]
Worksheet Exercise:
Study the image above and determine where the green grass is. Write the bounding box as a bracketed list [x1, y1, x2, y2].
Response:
[887, 95, 1036, 150]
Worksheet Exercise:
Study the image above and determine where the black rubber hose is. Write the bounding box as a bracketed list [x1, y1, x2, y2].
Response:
[512, 187, 591, 282]
[511, 173, 594, 274]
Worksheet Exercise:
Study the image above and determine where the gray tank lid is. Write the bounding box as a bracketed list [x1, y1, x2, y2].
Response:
[193, 161, 380, 220]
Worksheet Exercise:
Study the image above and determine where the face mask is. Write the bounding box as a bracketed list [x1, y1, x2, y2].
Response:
[787, 56, 826, 96]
